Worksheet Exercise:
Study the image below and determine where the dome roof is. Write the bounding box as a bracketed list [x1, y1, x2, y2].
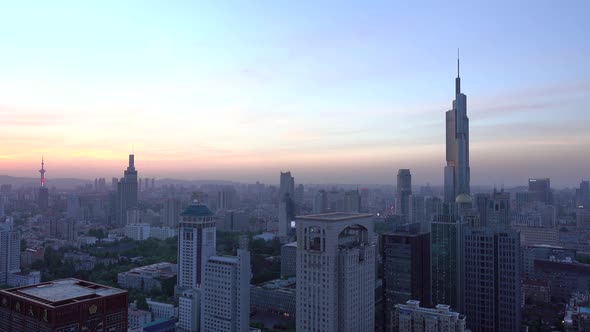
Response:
[455, 193, 473, 204]
[181, 202, 214, 217]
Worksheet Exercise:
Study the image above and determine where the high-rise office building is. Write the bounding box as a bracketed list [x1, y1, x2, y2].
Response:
[528, 178, 552, 205]
[201, 241, 251, 332]
[408, 194, 425, 226]
[486, 189, 511, 229]
[116, 154, 138, 225]
[279, 171, 295, 237]
[383, 230, 431, 331]
[396, 169, 412, 218]
[296, 213, 376, 332]
[576, 180, 590, 209]
[464, 227, 521, 332]
[444, 55, 470, 204]
[177, 201, 216, 332]
[393, 300, 468, 332]
[217, 187, 237, 211]
[474, 193, 490, 227]
[0, 217, 20, 285]
[161, 198, 182, 228]
[0, 278, 128, 332]
[37, 157, 49, 211]
[431, 214, 465, 312]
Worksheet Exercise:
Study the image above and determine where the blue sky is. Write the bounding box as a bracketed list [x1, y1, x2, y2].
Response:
[0, 1, 588, 186]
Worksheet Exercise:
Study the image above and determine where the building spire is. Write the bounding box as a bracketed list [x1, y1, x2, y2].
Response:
[455, 48, 461, 95]
[39, 156, 46, 187]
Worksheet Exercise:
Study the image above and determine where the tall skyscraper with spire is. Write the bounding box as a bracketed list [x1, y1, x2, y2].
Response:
[37, 157, 49, 211]
[116, 154, 138, 225]
[444, 51, 470, 204]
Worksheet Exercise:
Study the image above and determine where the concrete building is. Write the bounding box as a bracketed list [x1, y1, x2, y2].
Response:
[444, 56, 471, 204]
[129, 307, 152, 329]
[393, 300, 468, 332]
[396, 169, 412, 218]
[0, 217, 20, 286]
[463, 228, 521, 332]
[147, 298, 177, 321]
[383, 230, 431, 331]
[178, 288, 200, 332]
[280, 241, 297, 278]
[7, 271, 41, 287]
[576, 180, 590, 209]
[250, 278, 296, 317]
[161, 198, 182, 228]
[408, 194, 425, 228]
[431, 214, 465, 312]
[117, 262, 177, 292]
[279, 171, 295, 237]
[116, 154, 139, 225]
[125, 223, 151, 241]
[528, 178, 552, 205]
[220, 211, 250, 232]
[200, 246, 251, 332]
[296, 212, 376, 332]
[0, 278, 128, 332]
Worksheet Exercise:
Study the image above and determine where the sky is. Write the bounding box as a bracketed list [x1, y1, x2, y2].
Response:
[0, 1, 588, 186]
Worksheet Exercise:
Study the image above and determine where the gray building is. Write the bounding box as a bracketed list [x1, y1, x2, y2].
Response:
[280, 241, 297, 278]
[444, 56, 470, 204]
[383, 230, 431, 332]
[116, 154, 138, 225]
[296, 213, 376, 332]
[528, 178, 552, 205]
[117, 262, 177, 292]
[0, 217, 20, 285]
[464, 228, 521, 332]
[431, 213, 465, 312]
[393, 300, 468, 332]
[396, 169, 412, 218]
[251, 278, 296, 317]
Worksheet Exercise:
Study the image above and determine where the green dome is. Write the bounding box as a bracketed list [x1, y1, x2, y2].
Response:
[181, 203, 214, 217]
[455, 193, 473, 204]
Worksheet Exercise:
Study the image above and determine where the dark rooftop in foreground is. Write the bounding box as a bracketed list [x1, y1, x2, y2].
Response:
[296, 212, 373, 222]
[0, 278, 126, 307]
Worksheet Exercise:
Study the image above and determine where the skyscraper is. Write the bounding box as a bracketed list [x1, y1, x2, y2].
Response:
[38, 157, 49, 211]
[116, 154, 138, 225]
[0, 217, 20, 285]
[576, 180, 590, 208]
[486, 189, 511, 229]
[431, 214, 465, 312]
[279, 171, 295, 237]
[383, 230, 431, 331]
[444, 54, 470, 204]
[396, 169, 412, 218]
[201, 240, 251, 332]
[528, 178, 552, 205]
[296, 213, 376, 332]
[463, 227, 521, 332]
[177, 201, 216, 332]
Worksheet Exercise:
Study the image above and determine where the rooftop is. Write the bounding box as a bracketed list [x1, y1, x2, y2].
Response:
[181, 203, 214, 217]
[297, 212, 373, 222]
[1, 278, 126, 307]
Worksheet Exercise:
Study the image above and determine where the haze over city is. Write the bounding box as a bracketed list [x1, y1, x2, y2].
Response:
[0, 1, 588, 185]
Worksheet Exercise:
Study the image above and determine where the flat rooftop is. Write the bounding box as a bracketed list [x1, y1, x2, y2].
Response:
[2, 278, 126, 307]
[296, 212, 373, 222]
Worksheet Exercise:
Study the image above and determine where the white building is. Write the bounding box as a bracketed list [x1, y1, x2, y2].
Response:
[7, 270, 41, 287]
[125, 223, 151, 241]
[296, 213, 376, 332]
[178, 288, 200, 332]
[128, 306, 152, 329]
[177, 202, 216, 332]
[0, 217, 21, 285]
[201, 246, 251, 332]
[147, 298, 177, 321]
[150, 226, 176, 240]
[394, 300, 469, 332]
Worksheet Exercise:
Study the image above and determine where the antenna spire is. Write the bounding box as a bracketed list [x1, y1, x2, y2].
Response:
[457, 48, 460, 78]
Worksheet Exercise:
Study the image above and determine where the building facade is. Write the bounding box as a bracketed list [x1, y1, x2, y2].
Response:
[296, 213, 376, 332]
[0, 217, 20, 286]
[383, 231, 431, 331]
[0, 278, 127, 332]
[393, 300, 468, 332]
[396, 169, 412, 218]
[116, 154, 139, 225]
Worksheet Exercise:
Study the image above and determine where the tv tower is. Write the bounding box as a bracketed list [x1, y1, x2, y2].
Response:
[39, 156, 46, 187]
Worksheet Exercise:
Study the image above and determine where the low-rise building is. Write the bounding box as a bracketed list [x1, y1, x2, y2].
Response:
[129, 306, 152, 329]
[125, 223, 151, 241]
[393, 300, 469, 332]
[250, 278, 296, 317]
[147, 298, 176, 321]
[7, 271, 41, 287]
[280, 242, 297, 278]
[522, 279, 551, 303]
[117, 262, 177, 292]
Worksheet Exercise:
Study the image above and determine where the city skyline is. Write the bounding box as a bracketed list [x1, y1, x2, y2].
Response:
[0, 1, 589, 186]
